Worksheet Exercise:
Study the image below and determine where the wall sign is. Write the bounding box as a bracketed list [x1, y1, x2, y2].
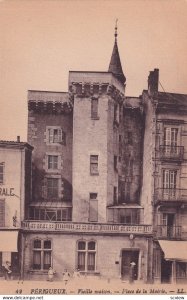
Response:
[0, 187, 14, 196]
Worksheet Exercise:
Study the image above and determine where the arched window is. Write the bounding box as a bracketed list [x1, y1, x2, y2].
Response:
[77, 240, 96, 272]
[33, 239, 52, 270]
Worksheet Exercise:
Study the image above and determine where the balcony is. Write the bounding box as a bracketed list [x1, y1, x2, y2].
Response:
[156, 225, 181, 240]
[159, 145, 184, 161]
[21, 221, 152, 235]
[155, 188, 187, 204]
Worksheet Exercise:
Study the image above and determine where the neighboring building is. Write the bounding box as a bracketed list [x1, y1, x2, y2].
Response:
[0, 138, 33, 278]
[141, 70, 187, 284]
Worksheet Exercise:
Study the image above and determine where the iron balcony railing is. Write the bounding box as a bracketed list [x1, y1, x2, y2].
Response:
[156, 225, 182, 239]
[159, 145, 184, 160]
[155, 188, 187, 202]
[21, 221, 152, 235]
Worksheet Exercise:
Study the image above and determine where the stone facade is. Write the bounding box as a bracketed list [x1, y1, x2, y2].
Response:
[0, 140, 33, 278]
[5, 35, 186, 285]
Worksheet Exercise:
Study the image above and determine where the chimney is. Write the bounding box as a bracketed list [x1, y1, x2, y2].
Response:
[17, 136, 20, 142]
[148, 68, 159, 95]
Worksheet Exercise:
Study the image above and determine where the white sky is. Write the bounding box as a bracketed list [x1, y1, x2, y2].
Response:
[0, 0, 187, 141]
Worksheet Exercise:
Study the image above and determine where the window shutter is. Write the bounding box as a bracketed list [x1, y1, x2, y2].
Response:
[48, 129, 53, 143]
[57, 129, 62, 143]
[61, 130, 66, 145]
[89, 199, 98, 222]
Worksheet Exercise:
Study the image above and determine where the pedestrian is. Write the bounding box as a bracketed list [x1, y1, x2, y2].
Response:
[63, 269, 70, 285]
[4, 261, 12, 280]
[47, 266, 56, 282]
[129, 261, 136, 284]
[73, 268, 80, 279]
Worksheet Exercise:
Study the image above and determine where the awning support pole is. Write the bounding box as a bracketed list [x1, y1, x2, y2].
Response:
[172, 260, 177, 284]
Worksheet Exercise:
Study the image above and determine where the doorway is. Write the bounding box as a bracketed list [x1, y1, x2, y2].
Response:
[121, 250, 139, 281]
[11, 252, 19, 274]
[161, 258, 172, 283]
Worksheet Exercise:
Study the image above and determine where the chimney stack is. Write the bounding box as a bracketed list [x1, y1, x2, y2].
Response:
[17, 136, 20, 142]
[148, 68, 159, 96]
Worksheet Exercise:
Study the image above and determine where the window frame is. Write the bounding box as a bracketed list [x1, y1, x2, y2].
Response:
[47, 155, 59, 170]
[77, 240, 96, 272]
[90, 155, 99, 175]
[91, 98, 99, 120]
[119, 208, 140, 225]
[46, 126, 66, 145]
[46, 177, 59, 199]
[32, 239, 52, 271]
[29, 207, 72, 221]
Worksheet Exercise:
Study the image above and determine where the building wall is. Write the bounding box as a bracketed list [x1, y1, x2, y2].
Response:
[28, 107, 73, 203]
[0, 148, 25, 227]
[154, 111, 187, 236]
[24, 232, 150, 282]
[140, 93, 155, 225]
[120, 104, 144, 205]
[72, 94, 108, 222]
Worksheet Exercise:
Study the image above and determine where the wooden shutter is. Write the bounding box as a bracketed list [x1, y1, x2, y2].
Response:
[171, 128, 178, 147]
[89, 198, 98, 222]
[163, 170, 169, 189]
[61, 130, 66, 145]
[170, 170, 177, 189]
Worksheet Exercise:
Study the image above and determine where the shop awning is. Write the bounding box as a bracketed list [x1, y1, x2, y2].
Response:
[159, 240, 187, 261]
[0, 230, 18, 252]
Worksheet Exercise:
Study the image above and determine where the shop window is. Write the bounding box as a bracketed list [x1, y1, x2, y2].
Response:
[77, 241, 96, 272]
[33, 239, 52, 270]
[177, 262, 187, 278]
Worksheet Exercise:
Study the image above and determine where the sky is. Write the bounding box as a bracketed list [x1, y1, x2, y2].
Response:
[0, 0, 187, 141]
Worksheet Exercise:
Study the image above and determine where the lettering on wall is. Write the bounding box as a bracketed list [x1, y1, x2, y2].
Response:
[0, 187, 14, 196]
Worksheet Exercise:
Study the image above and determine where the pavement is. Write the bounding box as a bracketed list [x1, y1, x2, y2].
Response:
[0, 277, 186, 295]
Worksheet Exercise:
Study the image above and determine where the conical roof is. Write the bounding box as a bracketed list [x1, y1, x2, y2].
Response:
[108, 23, 126, 84]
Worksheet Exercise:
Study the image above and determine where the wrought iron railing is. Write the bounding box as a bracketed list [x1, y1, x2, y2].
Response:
[159, 145, 184, 160]
[156, 225, 181, 239]
[155, 188, 187, 202]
